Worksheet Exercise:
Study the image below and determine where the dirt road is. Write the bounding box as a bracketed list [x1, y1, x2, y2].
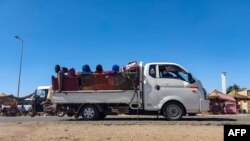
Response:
[0, 115, 249, 141]
[0, 124, 223, 141]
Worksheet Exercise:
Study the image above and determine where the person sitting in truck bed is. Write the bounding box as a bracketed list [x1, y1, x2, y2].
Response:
[112, 64, 120, 73]
[105, 64, 120, 75]
[95, 64, 103, 73]
[55, 64, 61, 74]
[80, 64, 94, 89]
[81, 64, 93, 75]
[62, 67, 69, 75]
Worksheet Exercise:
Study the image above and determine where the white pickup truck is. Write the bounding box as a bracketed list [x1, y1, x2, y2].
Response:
[52, 62, 209, 120]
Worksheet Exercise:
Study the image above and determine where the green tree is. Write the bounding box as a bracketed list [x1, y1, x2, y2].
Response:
[227, 84, 241, 94]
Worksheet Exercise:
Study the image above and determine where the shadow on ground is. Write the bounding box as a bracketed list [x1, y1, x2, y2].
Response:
[60, 116, 237, 122]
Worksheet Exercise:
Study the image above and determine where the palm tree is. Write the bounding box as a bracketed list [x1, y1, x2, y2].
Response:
[227, 84, 241, 94]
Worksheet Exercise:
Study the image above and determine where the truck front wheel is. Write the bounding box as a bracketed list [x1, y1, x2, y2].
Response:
[81, 105, 99, 120]
[162, 102, 184, 121]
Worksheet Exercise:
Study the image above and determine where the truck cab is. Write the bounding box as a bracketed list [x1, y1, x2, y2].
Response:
[30, 86, 54, 116]
[143, 63, 209, 119]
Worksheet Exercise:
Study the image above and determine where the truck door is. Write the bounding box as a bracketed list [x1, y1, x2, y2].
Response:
[155, 64, 200, 113]
[33, 89, 48, 113]
[143, 64, 160, 111]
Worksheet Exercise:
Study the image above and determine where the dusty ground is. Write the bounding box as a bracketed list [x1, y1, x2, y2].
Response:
[1, 114, 249, 141]
[0, 124, 223, 141]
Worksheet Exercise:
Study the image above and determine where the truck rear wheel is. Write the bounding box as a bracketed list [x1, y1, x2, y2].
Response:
[162, 102, 184, 121]
[81, 105, 99, 120]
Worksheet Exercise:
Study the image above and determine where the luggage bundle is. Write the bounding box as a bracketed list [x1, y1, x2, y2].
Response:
[52, 62, 140, 91]
[52, 66, 80, 91]
[80, 72, 134, 90]
[121, 61, 140, 87]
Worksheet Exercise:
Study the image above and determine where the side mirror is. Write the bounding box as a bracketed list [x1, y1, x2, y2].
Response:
[188, 73, 194, 83]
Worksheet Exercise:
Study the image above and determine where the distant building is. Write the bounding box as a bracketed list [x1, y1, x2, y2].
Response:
[228, 90, 250, 114]
[208, 90, 237, 114]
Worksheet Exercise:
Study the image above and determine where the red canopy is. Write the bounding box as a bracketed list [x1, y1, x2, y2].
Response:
[218, 94, 236, 102]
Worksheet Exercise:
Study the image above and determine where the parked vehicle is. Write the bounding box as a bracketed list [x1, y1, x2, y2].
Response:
[29, 86, 55, 116]
[52, 62, 209, 120]
[0, 88, 55, 117]
[0, 94, 19, 116]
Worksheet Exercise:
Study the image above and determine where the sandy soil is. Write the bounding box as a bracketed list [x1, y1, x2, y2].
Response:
[0, 124, 223, 141]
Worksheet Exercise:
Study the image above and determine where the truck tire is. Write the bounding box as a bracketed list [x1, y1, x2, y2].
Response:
[81, 105, 99, 120]
[162, 101, 184, 121]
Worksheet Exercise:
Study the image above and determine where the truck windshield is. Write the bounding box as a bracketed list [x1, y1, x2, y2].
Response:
[36, 89, 48, 99]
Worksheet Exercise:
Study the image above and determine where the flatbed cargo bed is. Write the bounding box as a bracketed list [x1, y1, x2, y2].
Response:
[52, 90, 137, 104]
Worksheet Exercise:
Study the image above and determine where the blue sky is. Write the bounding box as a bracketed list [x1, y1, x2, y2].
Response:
[0, 0, 250, 96]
